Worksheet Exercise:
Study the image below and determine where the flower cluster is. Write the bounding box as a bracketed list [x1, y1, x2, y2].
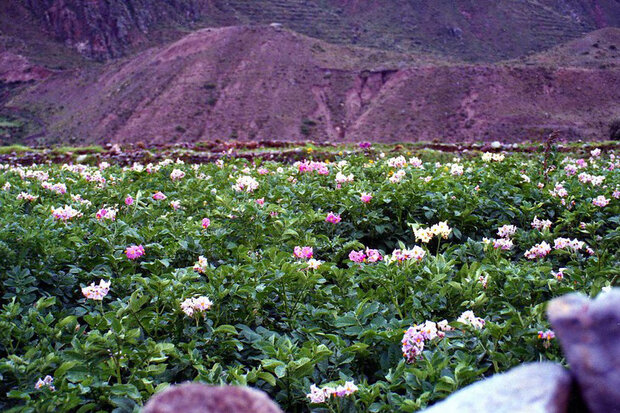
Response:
[335, 171, 354, 184]
[348, 248, 383, 264]
[232, 175, 259, 193]
[51, 205, 82, 222]
[493, 238, 514, 250]
[391, 246, 426, 263]
[409, 156, 424, 168]
[325, 212, 341, 224]
[578, 173, 605, 186]
[414, 222, 451, 243]
[297, 160, 329, 175]
[180, 296, 213, 317]
[481, 152, 505, 162]
[42, 182, 67, 194]
[531, 216, 552, 230]
[457, 310, 485, 329]
[306, 258, 323, 270]
[497, 225, 517, 238]
[549, 183, 568, 198]
[96, 207, 117, 221]
[306, 381, 359, 404]
[125, 244, 145, 260]
[592, 195, 609, 207]
[170, 169, 186, 181]
[17, 192, 38, 202]
[360, 192, 373, 203]
[402, 320, 451, 363]
[552, 268, 567, 280]
[524, 241, 552, 259]
[553, 237, 584, 251]
[387, 156, 407, 168]
[538, 330, 555, 348]
[193, 256, 209, 273]
[293, 246, 313, 259]
[450, 164, 464, 176]
[35, 375, 55, 391]
[389, 169, 406, 183]
[82, 279, 111, 300]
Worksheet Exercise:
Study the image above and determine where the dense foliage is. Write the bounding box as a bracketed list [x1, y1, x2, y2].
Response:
[0, 147, 618, 412]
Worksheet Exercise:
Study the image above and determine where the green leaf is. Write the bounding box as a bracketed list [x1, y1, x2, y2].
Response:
[110, 384, 141, 400]
[213, 325, 238, 335]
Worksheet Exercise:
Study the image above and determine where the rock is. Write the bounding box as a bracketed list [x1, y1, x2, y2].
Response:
[142, 383, 283, 413]
[421, 363, 571, 413]
[547, 289, 620, 413]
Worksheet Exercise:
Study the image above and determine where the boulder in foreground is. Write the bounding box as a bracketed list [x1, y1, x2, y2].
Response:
[142, 383, 283, 413]
[421, 362, 572, 413]
[547, 289, 620, 413]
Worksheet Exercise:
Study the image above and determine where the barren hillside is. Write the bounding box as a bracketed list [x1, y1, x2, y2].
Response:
[7, 26, 619, 144]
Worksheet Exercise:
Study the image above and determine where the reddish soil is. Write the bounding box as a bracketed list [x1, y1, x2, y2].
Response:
[0, 52, 52, 83]
[9, 26, 620, 145]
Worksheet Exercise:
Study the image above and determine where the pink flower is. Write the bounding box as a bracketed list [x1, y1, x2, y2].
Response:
[180, 296, 213, 317]
[96, 208, 117, 221]
[51, 205, 81, 222]
[349, 250, 366, 263]
[201, 218, 211, 229]
[170, 200, 181, 210]
[125, 195, 134, 205]
[553, 237, 584, 251]
[531, 216, 552, 230]
[256, 198, 265, 206]
[294, 246, 313, 259]
[125, 244, 145, 260]
[170, 169, 185, 181]
[153, 191, 166, 200]
[306, 259, 323, 269]
[193, 256, 209, 273]
[306, 381, 358, 404]
[552, 268, 566, 280]
[524, 241, 552, 259]
[325, 212, 341, 224]
[360, 192, 373, 203]
[457, 310, 485, 329]
[538, 329, 555, 348]
[365, 248, 383, 263]
[82, 279, 111, 300]
[493, 238, 513, 250]
[35, 375, 55, 391]
[402, 320, 448, 363]
[392, 246, 426, 262]
[538, 330, 555, 340]
[497, 225, 517, 238]
[592, 195, 609, 207]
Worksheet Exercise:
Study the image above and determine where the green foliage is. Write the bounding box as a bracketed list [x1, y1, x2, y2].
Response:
[0, 149, 617, 412]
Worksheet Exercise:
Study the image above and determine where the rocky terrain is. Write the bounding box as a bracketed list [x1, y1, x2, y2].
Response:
[3, 0, 619, 62]
[0, 1, 619, 145]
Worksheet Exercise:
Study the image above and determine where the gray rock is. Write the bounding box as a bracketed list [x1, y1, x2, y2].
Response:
[421, 363, 571, 413]
[142, 383, 283, 413]
[547, 288, 620, 413]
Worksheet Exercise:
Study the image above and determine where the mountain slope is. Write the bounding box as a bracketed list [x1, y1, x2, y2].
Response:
[8, 26, 619, 145]
[3, 0, 619, 63]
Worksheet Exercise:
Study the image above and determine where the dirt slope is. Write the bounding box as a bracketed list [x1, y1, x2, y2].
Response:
[8, 26, 619, 145]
